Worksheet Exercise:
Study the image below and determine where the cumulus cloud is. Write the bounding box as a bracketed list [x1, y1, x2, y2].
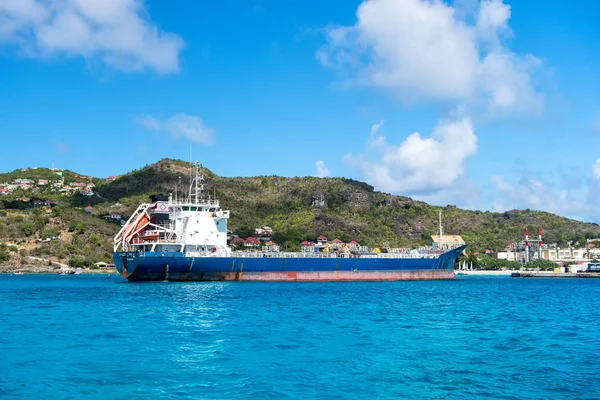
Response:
[489, 158, 600, 222]
[138, 114, 215, 145]
[139, 115, 161, 131]
[593, 159, 600, 180]
[0, 0, 183, 74]
[315, 160, 331, 178]
[489, 174, 593, 219]
[165, 114, 215, 145]
[317, 0, 543, 117]
[345, 117, 477, 193]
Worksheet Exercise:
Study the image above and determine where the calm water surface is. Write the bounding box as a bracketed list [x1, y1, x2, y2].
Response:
[0, 274, 599, 399]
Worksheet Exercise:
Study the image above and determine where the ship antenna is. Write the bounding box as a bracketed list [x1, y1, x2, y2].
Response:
[195, 161, 199, 204]
[439, 210, 444, 249]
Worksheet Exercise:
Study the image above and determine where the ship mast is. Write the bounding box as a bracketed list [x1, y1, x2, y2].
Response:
[195, 162, 199, 204]
[439, 210, 444, 249]
[185, 161, 206, 205]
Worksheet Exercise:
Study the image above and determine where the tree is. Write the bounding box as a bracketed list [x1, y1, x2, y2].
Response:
[0, 247, 9, 262]
[524, 259, 557, 271]
[22, 222, 36, 236]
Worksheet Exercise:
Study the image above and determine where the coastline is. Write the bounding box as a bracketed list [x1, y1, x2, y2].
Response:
[0, 264, 114, 275]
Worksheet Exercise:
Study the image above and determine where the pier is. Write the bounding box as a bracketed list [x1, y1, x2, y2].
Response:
[510, 272, 600, 278]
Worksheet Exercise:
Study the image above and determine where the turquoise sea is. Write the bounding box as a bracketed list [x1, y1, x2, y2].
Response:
[1, 274, 599, 399]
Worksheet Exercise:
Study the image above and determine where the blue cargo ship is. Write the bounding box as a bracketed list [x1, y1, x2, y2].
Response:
[113, 163, 465, 282]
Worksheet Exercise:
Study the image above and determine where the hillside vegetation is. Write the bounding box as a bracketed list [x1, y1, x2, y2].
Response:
[1, 158, 599, 265]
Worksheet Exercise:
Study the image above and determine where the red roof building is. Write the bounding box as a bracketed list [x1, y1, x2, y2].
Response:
[300, 241, 312, 246]
[244, 237, 260, 247]
[332, 238, 343, 244]
[264, 241, 280, 252]
[317, 235, 327, 241]
[230, 237, 245, 245]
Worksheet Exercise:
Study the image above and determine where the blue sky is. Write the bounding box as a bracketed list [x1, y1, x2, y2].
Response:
[1, 0, 599, 221]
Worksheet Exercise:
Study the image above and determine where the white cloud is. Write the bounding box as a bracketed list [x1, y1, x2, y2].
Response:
[317, 0, 543, 117]
[315, 160, 331, 178]
[139, 115, 161, 131]
[488, 157, 600, 222]
[138, 113, 215, 145]
[165, 114, 215, 145]
[0, 0, 183, 74]
[370, 119, 384, 136]
[489, 174, 593, 219]
[593, 159, 600, 180]
[345, 116, 477, 193]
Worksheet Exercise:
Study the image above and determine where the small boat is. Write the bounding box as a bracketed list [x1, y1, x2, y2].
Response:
[58, 269, 76, 275]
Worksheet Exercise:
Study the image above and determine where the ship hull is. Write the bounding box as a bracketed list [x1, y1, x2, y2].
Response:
[113, 246, 465, 282]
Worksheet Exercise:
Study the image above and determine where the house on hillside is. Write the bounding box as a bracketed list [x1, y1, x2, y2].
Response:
[244, 237, 260, 247]
[254, 226, 273, 236]
[84, 205, 93, 214]
[348, 240, 360, 251]
[104, 214, 122, 222]
[264, 241, 280, 252]
[317, 235, 327, 245]
[230, 237, 245, 247]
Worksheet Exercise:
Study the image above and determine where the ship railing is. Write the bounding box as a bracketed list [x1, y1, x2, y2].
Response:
[172, 199, 220, 207]
[230, 251, 440, 259]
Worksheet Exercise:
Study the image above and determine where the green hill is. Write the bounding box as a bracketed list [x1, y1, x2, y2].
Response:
[1, 158, 599, 266]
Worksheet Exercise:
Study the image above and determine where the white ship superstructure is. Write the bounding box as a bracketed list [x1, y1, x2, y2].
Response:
[114, 162, 231, 257]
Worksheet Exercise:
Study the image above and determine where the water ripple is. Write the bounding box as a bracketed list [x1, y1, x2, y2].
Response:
[1, 275, 599, 399]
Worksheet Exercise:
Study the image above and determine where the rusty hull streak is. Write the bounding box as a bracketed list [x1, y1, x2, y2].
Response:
[211, 270, 453, 282]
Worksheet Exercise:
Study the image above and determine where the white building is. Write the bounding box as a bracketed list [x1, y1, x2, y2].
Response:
[542, 247, 589, 261]
[431, 235, 466, 251]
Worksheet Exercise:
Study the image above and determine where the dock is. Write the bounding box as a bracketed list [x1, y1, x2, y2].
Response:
[511, 272, 600, 278]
